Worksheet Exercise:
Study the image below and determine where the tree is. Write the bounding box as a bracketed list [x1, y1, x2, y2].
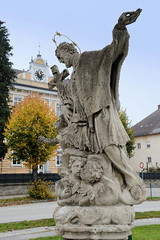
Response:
[4, 94, 58, 182]
[119, 109, 135, 158]
[0, 21, 16, 160]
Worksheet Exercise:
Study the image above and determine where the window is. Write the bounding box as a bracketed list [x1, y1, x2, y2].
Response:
[38, 165, 44, 173]
[12, 152, 23, 167]
[147, 157, 152, 163]
[56, 155, 62, 166]
[38, 162, 49, 173]
[146, 142, 151, 148]
[56, 147, 62, 167]
[48, 99, 53, 107]
[12, 159, 22, 165]
[13, 95, 23, 105]
[137, 143, 141, 149]
[55, 102, 61, 116]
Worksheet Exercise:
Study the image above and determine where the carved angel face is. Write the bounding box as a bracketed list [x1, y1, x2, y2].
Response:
[71, 159, 85, 179]
[57, 179, 72, 200]
[81, 161, 103, 184]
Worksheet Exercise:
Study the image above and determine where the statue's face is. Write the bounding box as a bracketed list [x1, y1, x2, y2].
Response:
[59, 181, 71, 199]
[81, 161, 103, 184]
[56, 49, 72, 68]
[71, 159, 84, 178]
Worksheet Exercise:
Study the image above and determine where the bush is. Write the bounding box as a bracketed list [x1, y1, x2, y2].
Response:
[28, 178, 53, 199]
[149, 167, 160, 173]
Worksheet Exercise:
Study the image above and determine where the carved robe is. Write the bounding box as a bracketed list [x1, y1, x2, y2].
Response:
[63, 25, 130, 152]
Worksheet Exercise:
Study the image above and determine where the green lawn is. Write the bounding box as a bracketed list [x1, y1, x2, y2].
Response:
[132, 224, 160, 240]
[0, 218, 55, 232]
[147, 197, 160, 201]
[0, 196, 56, 205]
[0, 197, 33, 204]
[135, 211, 160, 219]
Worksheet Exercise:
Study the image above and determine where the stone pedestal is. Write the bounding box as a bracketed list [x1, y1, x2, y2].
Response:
[54, 205, 134, 240]
[59, 225, 132, 240]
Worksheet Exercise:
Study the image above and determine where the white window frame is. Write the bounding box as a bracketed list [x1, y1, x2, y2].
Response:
[146, 142, 151, 148]
[13, 95, 23, 105]
[11, 151, 23, 167]
[137, 143, 141, 149]
[147, 157, 152, 163]
[56, 147, 63, 167]
[55, 102, 61, 117]
[48, 99, 53, 107]
[38, 161, 49, 173]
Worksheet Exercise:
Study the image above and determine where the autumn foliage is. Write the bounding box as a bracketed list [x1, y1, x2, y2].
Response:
[119, 108, 135, 158]
[5, 94, 58, 176]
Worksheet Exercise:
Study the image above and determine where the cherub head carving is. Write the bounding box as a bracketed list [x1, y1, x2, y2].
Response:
[81, 159, 103, 184]
[56, 179, 72, 200]
[69, 156, 86, 180]
[58, 167, 70, 179]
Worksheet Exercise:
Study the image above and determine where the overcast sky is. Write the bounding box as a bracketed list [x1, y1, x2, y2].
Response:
[0, 0, 160, 125]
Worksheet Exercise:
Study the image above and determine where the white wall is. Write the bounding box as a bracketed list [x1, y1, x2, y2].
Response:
[130, 134, 160, 172]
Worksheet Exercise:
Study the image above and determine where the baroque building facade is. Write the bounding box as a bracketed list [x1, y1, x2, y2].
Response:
[0, 53, 61, 174]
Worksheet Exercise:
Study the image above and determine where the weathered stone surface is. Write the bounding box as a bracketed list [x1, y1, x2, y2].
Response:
[54, 205, 135, 226]
[56, 223, 133, 240]
[50, 8, 147, 239]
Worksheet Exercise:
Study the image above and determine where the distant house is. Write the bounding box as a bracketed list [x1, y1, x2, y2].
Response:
[131, 105, 160, 172]
[0, 53, 62, 174]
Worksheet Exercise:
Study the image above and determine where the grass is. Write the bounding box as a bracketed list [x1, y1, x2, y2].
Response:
[30, 225, 160, 240]
[135, 211, 160, 219]
[0, 218, 56, 232]
[0, 197, 34, 204]
[132, 224, 160, 240]
[0, 196, 56, 206]
[147, 197, 160, 201]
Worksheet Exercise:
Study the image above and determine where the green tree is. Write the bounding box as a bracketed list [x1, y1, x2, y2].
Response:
[0, 21, 15, 160]
[4, 94, 58, 182]
[119, 109, 135, 158]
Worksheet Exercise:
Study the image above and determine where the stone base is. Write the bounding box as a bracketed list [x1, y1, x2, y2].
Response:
[54, 205, 134, 240]
[56, 224, 132, 240]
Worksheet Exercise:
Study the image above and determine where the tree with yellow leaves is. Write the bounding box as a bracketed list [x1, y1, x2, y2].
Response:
[5, 94, 58, 182]
[119, 108, 136, 158]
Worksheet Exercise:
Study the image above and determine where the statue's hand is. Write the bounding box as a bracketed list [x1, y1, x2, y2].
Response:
[118, 8, 142, 27]
[61, 69, 70, 80]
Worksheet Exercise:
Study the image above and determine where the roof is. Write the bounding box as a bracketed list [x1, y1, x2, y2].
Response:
[133, 106, 160, 137]
[13, 69, 24, 75]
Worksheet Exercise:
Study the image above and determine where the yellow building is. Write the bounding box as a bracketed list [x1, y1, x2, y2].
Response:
[1, 53, 61, 174]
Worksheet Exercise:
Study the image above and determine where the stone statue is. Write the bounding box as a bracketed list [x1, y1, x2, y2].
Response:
[50, 8, 147, 240]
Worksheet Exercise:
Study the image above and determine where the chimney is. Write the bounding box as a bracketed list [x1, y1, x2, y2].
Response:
[158, 105, 160, 109]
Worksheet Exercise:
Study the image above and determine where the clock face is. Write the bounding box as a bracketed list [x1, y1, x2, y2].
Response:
[35, 69, 44, 81]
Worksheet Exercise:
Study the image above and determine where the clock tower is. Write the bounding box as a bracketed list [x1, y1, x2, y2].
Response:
[29, 53, 50, 83]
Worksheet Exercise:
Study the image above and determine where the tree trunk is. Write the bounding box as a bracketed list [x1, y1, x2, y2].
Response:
[33, 166, 38, 183]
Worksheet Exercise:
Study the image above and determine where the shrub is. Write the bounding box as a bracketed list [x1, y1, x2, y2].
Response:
[149, 167, 160, 173]
[28, 178, 53, 199]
